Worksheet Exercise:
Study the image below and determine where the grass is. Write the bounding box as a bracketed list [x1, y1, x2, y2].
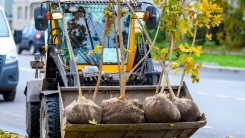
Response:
[150, 52, 245, 68]
[193, 53, 245, 68]
[135, 34, 245, 68]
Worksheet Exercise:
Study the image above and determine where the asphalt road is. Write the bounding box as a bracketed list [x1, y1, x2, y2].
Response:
[0, 53, 245, 137]
[0, 53, 34, 136]
[154, 64, 245, 138]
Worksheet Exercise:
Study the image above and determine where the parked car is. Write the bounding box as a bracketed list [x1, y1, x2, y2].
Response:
[0, 6, 22, 101]
[17, 23, 45, 54]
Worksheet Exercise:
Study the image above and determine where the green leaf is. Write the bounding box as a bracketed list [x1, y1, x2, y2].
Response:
[89, 119, 97, 125]
[0, 130, 4, 135]
[168, 26, 177, 32]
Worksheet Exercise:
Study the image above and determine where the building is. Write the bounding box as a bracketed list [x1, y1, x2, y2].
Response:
[12, 0, 41, 29]
[0, 0, 13, 28]
[0, 0, 13, 18]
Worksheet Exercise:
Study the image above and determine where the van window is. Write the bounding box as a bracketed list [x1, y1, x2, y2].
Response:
[0, 11, 9, 37]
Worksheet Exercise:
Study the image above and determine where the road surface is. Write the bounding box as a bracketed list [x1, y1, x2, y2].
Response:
[0, 54, 244, 137]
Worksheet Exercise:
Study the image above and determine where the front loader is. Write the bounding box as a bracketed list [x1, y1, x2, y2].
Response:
[24, 0, 206, 138]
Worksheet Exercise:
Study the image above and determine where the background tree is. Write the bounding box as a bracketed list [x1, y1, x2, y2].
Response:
[202, 0, 245, 50]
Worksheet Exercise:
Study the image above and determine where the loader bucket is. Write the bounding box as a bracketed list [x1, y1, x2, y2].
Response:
[58, 83, 206, 138]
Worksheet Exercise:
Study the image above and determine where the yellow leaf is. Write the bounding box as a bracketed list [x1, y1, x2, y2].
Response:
[205, 23, 210, 29]
[170, 123, 175, 127]
[153, 56, 157, 61]
[85, 52, 92, 56]
[212, 14, 223, 27]
[154, 46, 160, 51]
[206, 34, 212, 40]
[179, 44, 191, 53]
[171, 64, 179, 69]
[191, 46, 202, 57]
[93, 44, 101, 53]
[160, 55, 165, 60]
[197, 64, 202, 68]
[118, 95, 125, 100]
[124, 48, 131, 53]
[173, 70, 179, 75]
[160, 48, 168, 54]
[205, 11, 212, 19]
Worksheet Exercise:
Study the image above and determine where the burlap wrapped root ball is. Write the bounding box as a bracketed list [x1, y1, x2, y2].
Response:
[143, 93, 180, 123]
[101, 98, 145, 124]
[65, 98, 102, 124]
[173, 98, 200, 122]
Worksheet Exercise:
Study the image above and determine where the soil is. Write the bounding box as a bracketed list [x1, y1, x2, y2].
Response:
[173, 98, 201, 122]
[143, 93, 180, 123]
[101, 98, 145, 124]
[65, 98, 102, 124]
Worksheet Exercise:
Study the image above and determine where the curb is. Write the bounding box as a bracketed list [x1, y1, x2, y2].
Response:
[153, 61, 245, 74]
[201, 64, 245, 74]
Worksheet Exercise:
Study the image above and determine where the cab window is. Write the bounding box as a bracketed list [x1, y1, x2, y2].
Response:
[0, 11, 9, 37]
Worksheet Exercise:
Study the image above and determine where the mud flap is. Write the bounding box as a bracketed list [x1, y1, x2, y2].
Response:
[26, 78, 43, 102]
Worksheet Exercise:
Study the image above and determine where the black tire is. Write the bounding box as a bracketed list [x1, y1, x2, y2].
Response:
[3, 89, 16, 101]
[29, 43, 35, 55]
[146, 59, 158, 85]
[26, 102, 40, 137]
[16, 44, 22, 54]
[40, 94, 61, 138]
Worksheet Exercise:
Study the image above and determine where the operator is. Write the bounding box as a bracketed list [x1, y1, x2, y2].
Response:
[67, 12, 87, 45]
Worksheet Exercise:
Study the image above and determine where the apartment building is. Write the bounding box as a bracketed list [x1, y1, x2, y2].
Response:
[0, 0, 13, 28]
[12, 0, 41, 29]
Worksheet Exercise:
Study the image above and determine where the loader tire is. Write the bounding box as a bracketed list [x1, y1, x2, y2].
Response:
[40, 94, 61, 138]
[26, 102, 40, 137]
[146, 59, 158, 85]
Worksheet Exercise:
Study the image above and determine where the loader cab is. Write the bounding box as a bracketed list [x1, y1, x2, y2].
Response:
[35, 1, 156, 73]
[59, 5, 131, 68]
[34, 0, 159, 86]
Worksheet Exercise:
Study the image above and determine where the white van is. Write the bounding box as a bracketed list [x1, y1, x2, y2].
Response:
[0, 6, 22, 101]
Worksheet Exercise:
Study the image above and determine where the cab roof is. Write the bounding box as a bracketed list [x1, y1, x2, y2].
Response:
[43, 0, 131, 3]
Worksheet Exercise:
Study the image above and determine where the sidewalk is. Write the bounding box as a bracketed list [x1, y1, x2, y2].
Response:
[202, 50, 241, 55]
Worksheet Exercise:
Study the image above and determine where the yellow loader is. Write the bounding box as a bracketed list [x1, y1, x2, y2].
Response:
[24, 0, 206, 137]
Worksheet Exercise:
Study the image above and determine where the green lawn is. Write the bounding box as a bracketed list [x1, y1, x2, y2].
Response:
[193, 53, 245, 68]
[151, 52, 245, 68]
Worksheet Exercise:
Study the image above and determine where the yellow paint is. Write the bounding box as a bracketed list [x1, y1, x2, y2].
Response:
[170, 123, 175, 127]
[45, 1, 137, 75]
[77, 65, 127, 73]
[44, 45, 48, 52]
[126, 19, 136, 71]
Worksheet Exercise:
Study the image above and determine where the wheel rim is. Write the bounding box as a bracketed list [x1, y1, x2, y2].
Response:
[29, 44, 35, 54]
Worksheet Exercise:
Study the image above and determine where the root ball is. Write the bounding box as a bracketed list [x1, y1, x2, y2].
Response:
[173, 98, 200, 122]
[65, 98, 102, 124]
[101, 98, 145, 124]
[143, 93, 180, 123]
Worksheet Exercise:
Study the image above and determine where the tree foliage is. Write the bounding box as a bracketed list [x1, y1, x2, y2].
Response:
[153, 0, 245, 50]
[145, 18, 166, 46]
[153, 0, 223, 84]
[206, 0, 245, 49]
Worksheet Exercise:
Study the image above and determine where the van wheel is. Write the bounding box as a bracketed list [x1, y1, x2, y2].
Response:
[3, 89, 16, 101]
[29, 43, 35, 55]
[26, 102, 40, 137]
[40, 94, 61, 138]
[16, 45, 22, 54]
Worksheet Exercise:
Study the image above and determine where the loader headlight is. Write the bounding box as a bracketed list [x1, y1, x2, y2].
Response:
[69, 6, 78, 12]
[5, 49, 18, 64]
